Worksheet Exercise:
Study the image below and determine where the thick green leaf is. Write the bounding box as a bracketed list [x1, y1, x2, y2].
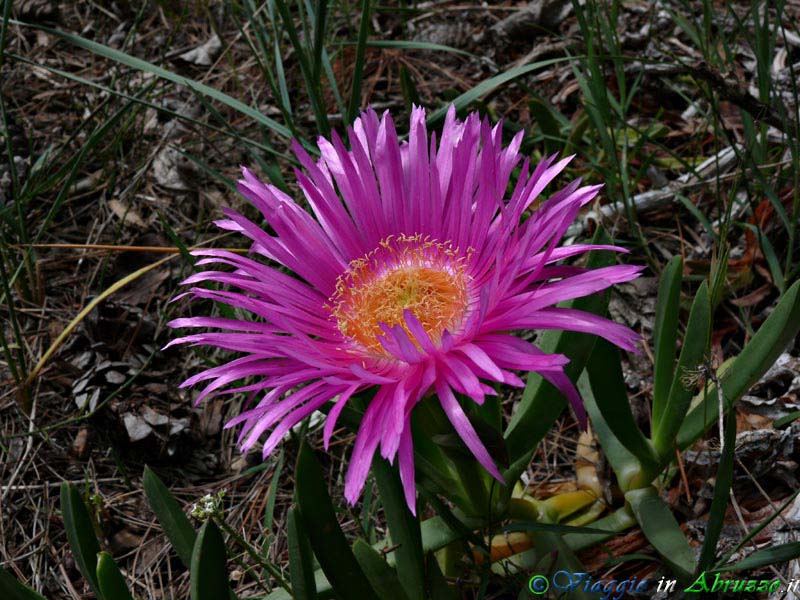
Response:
[577, 371, 641, 490]
[562, 505, 637, 552]
[265, 515, 465, 600]
[143, 466, 196, 569]
[96, 552, 134, 600]
[501, 521, 616, 535]
[653, 282, 710, 460]
[372, 458, 425, 600]
[504, 228, 615, 482]
[424, 553, 458, 600]
[697, 409, 737, 572]
[713, 541, 800, 573]
[625, 487, 695, 580]
[652, 256, 683, 428]
[586, 338, 659, 472]
[353, 541, 410, 600]
[287, 508, 317, 600]
[678, 279, 800, 448]
[494, 506, 637, 574]
[0, 568, 46, 600]
[60, 483, 102, 599]
[411, 402, 470, 511]
[417, 516, 463, 555]
[295, 441, 377, 600]
[528, 534, 595, 600]
[190, 521, 229, 600]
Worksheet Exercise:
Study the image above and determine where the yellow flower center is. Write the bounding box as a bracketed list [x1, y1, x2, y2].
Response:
[330, 234, 470, 355]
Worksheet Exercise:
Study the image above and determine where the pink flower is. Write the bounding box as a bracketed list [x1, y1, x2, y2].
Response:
[167, 106, 641, 513]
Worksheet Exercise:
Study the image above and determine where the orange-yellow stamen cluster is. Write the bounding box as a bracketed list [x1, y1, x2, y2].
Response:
[330, 234, 470, 355]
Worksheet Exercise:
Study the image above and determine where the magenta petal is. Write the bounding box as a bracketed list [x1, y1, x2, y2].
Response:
[323, 385, 360, 450]
[344, 389, 386, 505]
[397, 421, 417, 515]
[538, 367, 587, 429]
[435, 378, 503, 482]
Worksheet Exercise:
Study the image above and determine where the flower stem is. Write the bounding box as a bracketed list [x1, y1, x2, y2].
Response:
[449, 454, 491, 518]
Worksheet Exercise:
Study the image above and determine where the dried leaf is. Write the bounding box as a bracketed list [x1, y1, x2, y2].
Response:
[178, 35, 222, 66]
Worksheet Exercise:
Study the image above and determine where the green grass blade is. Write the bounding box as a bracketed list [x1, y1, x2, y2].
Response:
[263, 451, 285, 532]
[311, 0, 328, 83]
[652, 255, 683, 428]
[363, 39, 475, 58]
[190, 521, 230, 600]
[143, 465, 197, 569]
[0, 244, 26, 387]
[13, 20, 292, 139]
[8, 54, 290, 158]
[696, 409, 737, 572]
[287, 507, 317, 600]
[352, 541, 410, 600]
[300, 0, 343, 116]
[273, 1, 330, 136]
[235, 0, 297, 133]
[347, 0, 372, 124]
[774, 410, 800, 428]
[675, 192, 719, 243]
[96, 552, 134, 600]
[0, 568, 47, 600]
[320, 47, 346, 118]
[528, 97, 563, 156]
[262, 0, 293, 116]
[399, 66, 421, 114]
[59, 483, 103, 599]
[426, 57, 569, 126]
[741, 222, 785, 292]
[625, 487, 695, 581]
[0, 0, 13, 68]
[715, 488, 800, 569]
[295, 440, 377, 599]
[713, 541, 800, 573]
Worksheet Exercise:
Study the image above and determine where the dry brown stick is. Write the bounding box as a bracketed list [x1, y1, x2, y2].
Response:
[566, 144, 742, 238]
[690, 61, 799, 139]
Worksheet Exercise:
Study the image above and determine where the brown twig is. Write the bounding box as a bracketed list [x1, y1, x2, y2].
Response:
[691, 61, 799, 140]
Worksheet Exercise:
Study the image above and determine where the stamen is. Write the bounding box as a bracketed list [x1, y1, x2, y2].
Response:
[330, 234, 470, 355]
